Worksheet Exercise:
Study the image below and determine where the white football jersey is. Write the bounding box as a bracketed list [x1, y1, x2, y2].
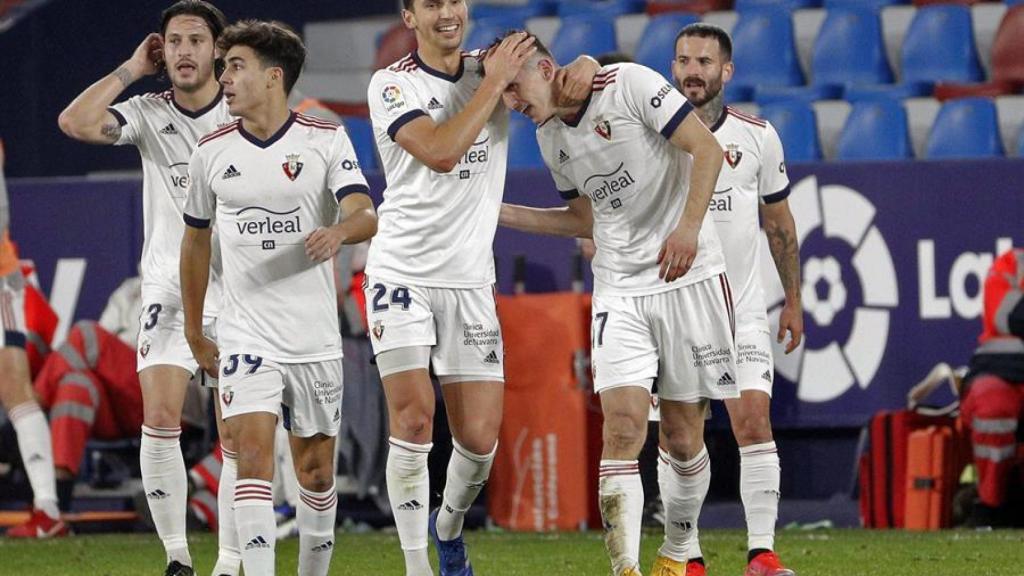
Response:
[537, 63, 726, 297]
[707, 107, 790, 328]
[183, 112, 369, 362]
[366, 51, 508, 288]
[109, 89, 231, 315]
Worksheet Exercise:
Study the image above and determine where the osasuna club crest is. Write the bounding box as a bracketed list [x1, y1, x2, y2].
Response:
[724, 143, 743, 168]
[594, 119, 612, 141]
[221, 388, 234, 406]
[372, 320, 385, 341]
[282, 153, 303, 181]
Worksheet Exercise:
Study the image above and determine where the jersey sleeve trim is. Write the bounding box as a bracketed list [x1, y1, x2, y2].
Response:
[659, 101, 694, 139]
[108, 108, 127, 127]
[3, 330, 26, 349]
[763, 186, 791, 205]
[387, 109, 428, 141]
[335, 183, 370, 201]
[559, 189, 580, 200]
[183, 213, 211, 229]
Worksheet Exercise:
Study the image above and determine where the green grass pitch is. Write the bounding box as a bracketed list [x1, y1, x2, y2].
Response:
[1, 529, 1022, 575]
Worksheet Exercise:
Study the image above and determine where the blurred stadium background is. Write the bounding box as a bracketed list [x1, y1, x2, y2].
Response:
[1, 0, 1023, 573]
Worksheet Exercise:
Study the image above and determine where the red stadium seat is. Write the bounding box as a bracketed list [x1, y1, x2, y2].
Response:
[374, 22, 418, 70]
[646, 0, 732, 15]
[933, 81, 1016, 101]
[991, 5, 1024, 86]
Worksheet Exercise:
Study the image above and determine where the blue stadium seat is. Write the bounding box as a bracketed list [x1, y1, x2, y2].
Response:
[730, 10, 805, 96]
[812, 8, 893, 89]
[835, 99, 912, 160]
[508, 112, 545, 169]
[824, 0, 907, 8]
[754, 85, 841, 105]
[472, 0, 556, 20]
[926, 97, 1005, 159]
[633, 13, 700, 79]
[341, 117, 379, 173]
[843, 83, 931, 102]
[465, 17, 525, 52]
[558, 0, 646, 17]
[759, 101, 822, 162]
[550, 15, 618, 65]
[1018, 124, 1024, 157]
[901, 5, 984, 86]
[735, 0, 822, 11]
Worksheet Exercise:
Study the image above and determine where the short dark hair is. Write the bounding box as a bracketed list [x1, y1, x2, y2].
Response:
[676, 23, 732, 61]
[596, 52, 633, 66]
[160, 0, 227, 40]
[218, 20, 306, 95]
[402, 0, 413, 9]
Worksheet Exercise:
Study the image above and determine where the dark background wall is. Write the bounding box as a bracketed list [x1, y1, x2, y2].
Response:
[0, 1, 394, 177]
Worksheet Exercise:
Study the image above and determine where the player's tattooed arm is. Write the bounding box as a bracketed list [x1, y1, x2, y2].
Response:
[112, 66, 135, 88]
[100, 119, 123, 143]
[762, 199, 804, 352]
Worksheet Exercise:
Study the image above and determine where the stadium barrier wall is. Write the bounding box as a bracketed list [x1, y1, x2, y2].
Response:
[12, 159, 1022, 432]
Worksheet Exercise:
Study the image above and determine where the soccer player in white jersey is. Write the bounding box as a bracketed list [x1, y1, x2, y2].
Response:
[664, 24, 804, 576]
[494, 32, 736, 576]
[365, 2, 596, 575]
[181, 20, 377, 576]
[58, 3, 239, 574]
[0, 140, 66, 540]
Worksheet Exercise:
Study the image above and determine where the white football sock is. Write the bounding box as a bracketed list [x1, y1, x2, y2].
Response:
[213, 447, 241, 576]
[740, 442, 781, 552]
[10, 402, 59, 520]
[140, 425, 190, 566]
[658, 447, 710, 563]
[436, 440, 496, 540]
[297, 483, 338, 576]
[387, 437, 433, 576]
[598, 459, 643, 575]
[234, 479, 275, 576]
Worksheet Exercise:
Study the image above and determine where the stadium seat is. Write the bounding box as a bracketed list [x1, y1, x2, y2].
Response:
[1017, 124, 1024, 156]
[550, 15, 618, 65]
[508, 113, 546, 169]
[844, 83, 931, 101]
[835, 99, 913, 160]
[730, 9, 805, 96]
[341, 117, 379, 173]
[633, 13, 700, 78]
[558, 0, 646, 17]
[374, 22, 418, 70]
[925, 97, 1005, 158]
[912, 0, 985, 5]
[645, 0, 732, 14]
[735, 0, 821, 11]
[824, 0, 908, 8]
[991, 5, 1024, 85]
[472, 0, 557, 19]
[812, 8, 894, 89]
[753, 85, 841, 105]
[465, 17, 526, 51]
[759, 101, 823, 162]
[901, 5, 984, 85]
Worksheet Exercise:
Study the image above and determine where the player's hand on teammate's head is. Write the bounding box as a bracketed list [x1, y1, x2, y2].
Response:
[658, 225, 699, 282]
[777, 301, 804, 354]
[483, 31, 536, 87]
[127, 33, 165, 79]
[554, 56, 600, 108]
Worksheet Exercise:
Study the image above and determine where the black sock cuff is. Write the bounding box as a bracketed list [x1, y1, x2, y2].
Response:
[748, 548, 773, 563]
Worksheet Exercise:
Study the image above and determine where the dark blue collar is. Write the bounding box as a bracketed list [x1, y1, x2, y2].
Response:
[238, 111, 295, 149]
[412, 50, 464, 83]
[172, 86, 224, 119]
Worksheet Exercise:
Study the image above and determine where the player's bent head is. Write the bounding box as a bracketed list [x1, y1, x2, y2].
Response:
[218, 19, 306, 98]
[484, 30, 559, 125]
[161, 0, 227, 40]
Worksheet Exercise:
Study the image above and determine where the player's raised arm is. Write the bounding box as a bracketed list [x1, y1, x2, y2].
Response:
[387, 32, 536, 173]
[58, 33, 163, 144]
[661, 112, 723, 282]
[499, 196, 593, 239]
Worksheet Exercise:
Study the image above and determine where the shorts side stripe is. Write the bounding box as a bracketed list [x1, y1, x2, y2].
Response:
[718, 273, 736, 341]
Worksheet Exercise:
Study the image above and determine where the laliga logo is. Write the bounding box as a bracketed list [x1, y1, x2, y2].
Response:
[764, 176, 899, 403]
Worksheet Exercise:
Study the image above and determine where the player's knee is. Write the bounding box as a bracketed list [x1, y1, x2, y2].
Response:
[603, 414, 646, 454]
[661, 423, 704, 461]
[143, 404, 181, 429]
[235, 439, 274, 480]
[296, 464, 334, 493]
[733, 413, 773, 446]
[392, 408, 433, 442]
[454, 418, 500, 455]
